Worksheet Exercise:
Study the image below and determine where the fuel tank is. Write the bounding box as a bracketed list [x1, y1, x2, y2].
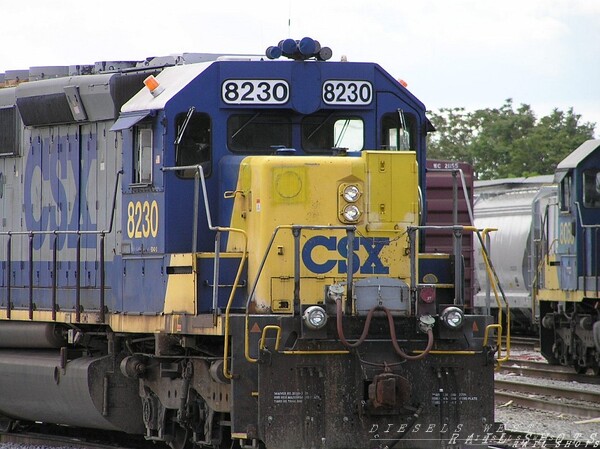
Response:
[0, 322, 66, 348]
[0, 350, 144, 433]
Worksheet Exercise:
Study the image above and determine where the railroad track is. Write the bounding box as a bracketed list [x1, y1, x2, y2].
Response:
[2, 429, 594, 449]
[500, 359, 600, 384]
[495, 379, 600, 418]
[1, 418, 597, 449]
[0, 424, 146, 449]
[1, 432, 111, 449]
[496, 358, 600, 420]
[503, 336, 539, 348]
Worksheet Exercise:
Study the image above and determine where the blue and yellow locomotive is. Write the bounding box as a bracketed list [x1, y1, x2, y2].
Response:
[535, 139, 600, 373]
[0, 38, 504, 449]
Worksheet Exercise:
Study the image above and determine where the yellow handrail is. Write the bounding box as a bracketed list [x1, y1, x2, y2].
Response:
[530, 238, 558, 326]
[243, 224, 357, 363]
[259, 325, 282, 351]
[232, 223, 510, 372]
[483, 323, 501, 346]
[281, 350, 350, 355]
[478, 228, 510, 366]
[244, 225, 294, 364]
[221, 227, 248, 380]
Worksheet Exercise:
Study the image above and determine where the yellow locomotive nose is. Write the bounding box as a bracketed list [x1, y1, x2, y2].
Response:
[226, 151, 419, 314]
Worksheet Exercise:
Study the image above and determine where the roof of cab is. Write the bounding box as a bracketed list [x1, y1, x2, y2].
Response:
[556, 139, 600, 171]
[121, 61, 215, 113]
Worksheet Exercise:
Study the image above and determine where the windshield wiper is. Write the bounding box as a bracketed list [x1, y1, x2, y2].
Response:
[175, 106, 196, 163]
[231, 112, 261, 140]
[306, 112, 335, 141]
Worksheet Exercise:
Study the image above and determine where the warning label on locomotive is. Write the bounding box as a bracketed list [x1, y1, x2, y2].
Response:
[273, 391, 304, 404]
[431, 392, 479, 405]
[273, 391, 320, 404]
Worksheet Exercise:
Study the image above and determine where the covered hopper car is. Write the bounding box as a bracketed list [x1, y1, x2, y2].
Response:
[473, 176, 554, 333]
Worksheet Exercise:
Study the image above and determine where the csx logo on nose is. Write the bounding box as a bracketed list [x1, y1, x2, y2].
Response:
[302, 236, 390, 274]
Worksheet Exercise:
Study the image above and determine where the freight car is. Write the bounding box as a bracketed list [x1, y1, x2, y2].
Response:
[0, 38, 505, 449]
[472, 176, 554, 333]
[425, 160, 475, 306]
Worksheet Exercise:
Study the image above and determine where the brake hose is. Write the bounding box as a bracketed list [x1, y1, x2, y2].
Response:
[336, 299, 434, 359]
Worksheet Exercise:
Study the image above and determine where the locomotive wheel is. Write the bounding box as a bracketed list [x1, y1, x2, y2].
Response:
[573, 361, 588, 375]
[593, 321, 600, 352]
[167, 426, 189, 449]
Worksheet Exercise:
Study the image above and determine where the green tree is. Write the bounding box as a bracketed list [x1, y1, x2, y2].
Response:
[427, 99, 596, 179]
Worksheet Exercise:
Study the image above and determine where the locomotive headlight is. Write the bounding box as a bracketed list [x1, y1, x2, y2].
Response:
[303, 306, 328, 330]
[440, 306, 464, 330]
[341, 205, 361, 223]
[342, 184, 361, 202]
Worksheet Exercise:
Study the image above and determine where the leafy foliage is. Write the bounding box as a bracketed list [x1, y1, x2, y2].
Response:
[426, 99, 596, 179]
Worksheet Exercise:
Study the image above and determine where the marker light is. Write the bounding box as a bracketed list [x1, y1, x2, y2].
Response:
[303, 306, 328, 330]
[441, 306, 464, 330]
[144, 75, 164, 97]
[419, 286, 436, 304]
[342, 204, 361, 223]
[342, 185, 361, 203]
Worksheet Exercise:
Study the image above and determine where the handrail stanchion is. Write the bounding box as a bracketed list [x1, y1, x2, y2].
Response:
[212, 232, 222, 326]
[6, 234, 11, 319]
[52, 233, 58, 321]
[100, 233, 106, 323]
[408, 227, 417, 315]
[453, 226, 464, 305]
[345, 229, 354, 315]
[29, 233, 34, 320]
[76, 233, 81, 323]
[293, 227, 301, 315]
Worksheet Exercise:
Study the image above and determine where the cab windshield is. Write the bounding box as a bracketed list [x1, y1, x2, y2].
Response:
[302, 113, 363, 153]
[227, 111, 364, 154]
[227, 113, 291, 153]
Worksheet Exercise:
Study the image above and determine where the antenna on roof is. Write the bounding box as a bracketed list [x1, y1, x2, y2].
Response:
[288, 1, 292, 37]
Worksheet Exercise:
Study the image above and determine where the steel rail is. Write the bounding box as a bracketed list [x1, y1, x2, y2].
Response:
[499, 360, 600, 385]
[495, 379, 600, 418]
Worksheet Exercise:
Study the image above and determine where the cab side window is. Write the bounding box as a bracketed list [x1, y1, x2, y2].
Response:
[175, 112, 211, 178]
[381, 111, 416, 150]
[0, 106, 18, 156]
[559, 174, 572, 212]
[133, 125, 153, 185]
[583, 170, 600, 208]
